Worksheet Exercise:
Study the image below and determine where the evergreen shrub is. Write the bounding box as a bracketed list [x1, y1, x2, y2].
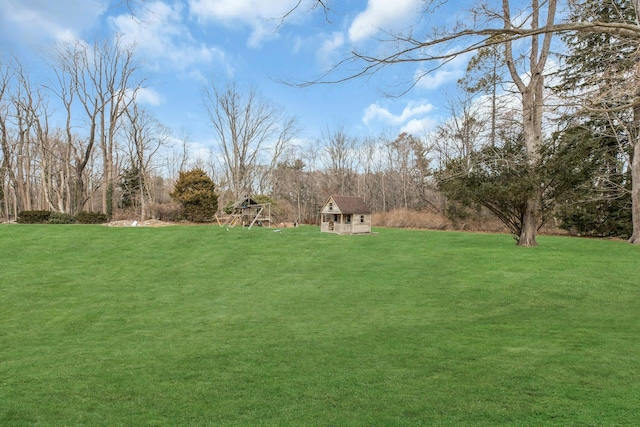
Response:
[170, 168, 218, 222]
[48, 212, 77, 224]
[17, 210, 52, 224]
[76, 211, 109, 224]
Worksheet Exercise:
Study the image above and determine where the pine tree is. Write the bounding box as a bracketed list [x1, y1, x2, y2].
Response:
[555, 0, 640, 242]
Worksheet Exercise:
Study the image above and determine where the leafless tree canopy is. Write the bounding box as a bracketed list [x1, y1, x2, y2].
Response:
[203, 81, 299, 200]
[280, 0, 640, 245]
[2, 0, 640, 241]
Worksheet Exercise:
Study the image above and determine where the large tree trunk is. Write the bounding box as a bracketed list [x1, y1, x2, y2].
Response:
[518, 100, 542, 246]
[503, 0, 554, 246]
[519, 195, 539, 246]
[629, 133, 640, 243]
[516, 85, 543, 247]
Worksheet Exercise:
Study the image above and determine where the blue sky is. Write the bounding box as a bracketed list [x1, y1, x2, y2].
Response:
[1, 0, 470, 156]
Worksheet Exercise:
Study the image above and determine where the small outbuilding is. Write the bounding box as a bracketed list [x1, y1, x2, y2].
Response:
[320, 195, 372, 234]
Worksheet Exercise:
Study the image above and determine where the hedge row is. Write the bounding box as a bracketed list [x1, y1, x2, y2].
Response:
[17, 210, 109, 224]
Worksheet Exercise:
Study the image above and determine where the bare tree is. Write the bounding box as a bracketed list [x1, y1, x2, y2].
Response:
[354, 136, 381, 209]
[271, 151, 308, 222]
[0, 60, 51, 215]
[458, 38, 510, 148]
[430, 93, 487, 172]
[123, 103, 169, 220]
[376, 132, 432, 212]
[204, 81, 298, 199]
[282, 0, 559, 245]
[292, 0, 640, 245]
[176, 127, 191, 174]
[47, 56, 81, 214]
[319, 123, 359, 196]
[12, 62, 53, 212]
[54, 36, 143, 216]
[39, 130, 74, 213]
[370, 135, 390, 213]
[255, 117, 299, 196]
[0, 59, 15, 220]
[500, 0, 557, 246]
[621, 105, 639, 243]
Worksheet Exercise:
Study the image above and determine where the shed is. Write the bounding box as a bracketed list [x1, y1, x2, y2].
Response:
[320, 195, 371, 234]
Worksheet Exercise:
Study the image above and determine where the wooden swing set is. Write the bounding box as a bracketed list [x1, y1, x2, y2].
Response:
[219, 196, 272, 229]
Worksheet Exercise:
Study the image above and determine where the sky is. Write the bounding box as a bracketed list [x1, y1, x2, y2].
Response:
[0, 0, 472, 159]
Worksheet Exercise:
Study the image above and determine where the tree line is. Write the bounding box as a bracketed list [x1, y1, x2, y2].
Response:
[2, 0, 638, 246]
[0, 39, 439, 226]
[284, 0, 640, 246]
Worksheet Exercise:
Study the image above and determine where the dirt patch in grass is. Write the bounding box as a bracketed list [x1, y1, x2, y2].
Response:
[107, 219, 175, 227]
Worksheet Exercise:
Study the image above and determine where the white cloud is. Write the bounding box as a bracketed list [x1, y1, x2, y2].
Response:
[316, 32, 344, 68]
[400, 117, 438, 135]
[348, 0, 420, 43]
[109, 1, 227, 71]
[189, 0, 289, 21]
[188, 0, 302, 48]
[363, 101, 434, 127]
[135, 87, 165, 106]
[0, 0, 105, 45]
[415, 69, 463, 91]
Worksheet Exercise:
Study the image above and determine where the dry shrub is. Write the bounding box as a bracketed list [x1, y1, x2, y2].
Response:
[372, 209, 449, 230]
[110, 203, 183, 222]
[372, 208, 567, 236]
[539, 221, 569, 236]
[111, 208, 137, 221]
[150, 202, 182, 222]
[456, 216, 509, 233]
[372, 208, 507, 232]
[270, 199, 295, 225]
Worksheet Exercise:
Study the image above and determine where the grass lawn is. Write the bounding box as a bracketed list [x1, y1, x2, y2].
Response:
[1, 224, 639, 426]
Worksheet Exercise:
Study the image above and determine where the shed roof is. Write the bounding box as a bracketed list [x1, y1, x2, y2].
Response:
[328, 195, 371, 214]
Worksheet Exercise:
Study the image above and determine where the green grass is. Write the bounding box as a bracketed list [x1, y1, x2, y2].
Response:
[1, 225, 639, 426]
